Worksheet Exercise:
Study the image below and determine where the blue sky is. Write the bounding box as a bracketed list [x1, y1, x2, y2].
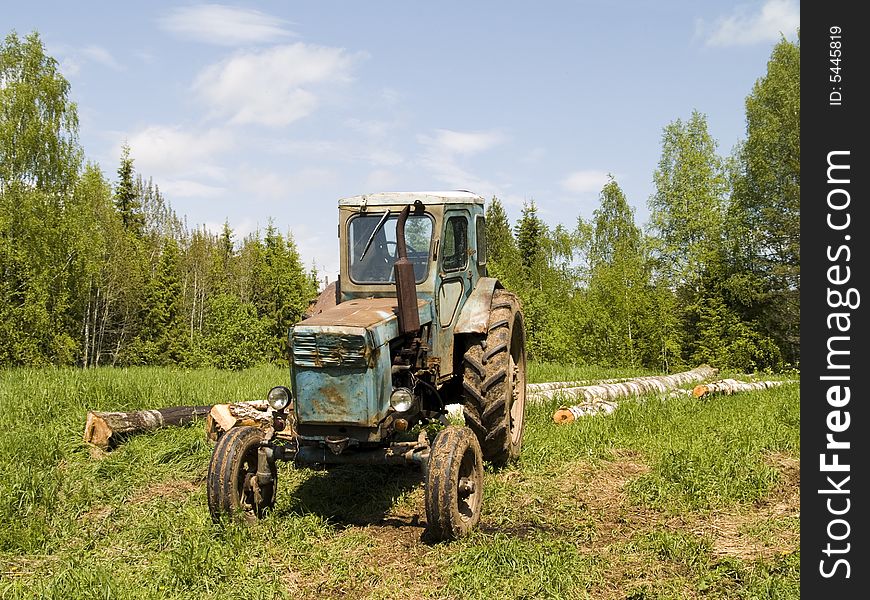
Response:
[5, 1, 799, 279]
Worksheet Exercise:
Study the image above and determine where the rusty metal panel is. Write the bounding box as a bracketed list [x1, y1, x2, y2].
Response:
[300, 298, 399, 328]
[294, 366, 373, 426]
[297, 298, 434, 348]
[454, 277, 500, 334]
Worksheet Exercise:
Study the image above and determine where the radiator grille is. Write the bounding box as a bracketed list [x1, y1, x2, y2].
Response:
[292, 331, 369, 368]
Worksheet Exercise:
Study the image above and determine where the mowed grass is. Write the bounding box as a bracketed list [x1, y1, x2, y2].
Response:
[0, 364, 800, 599]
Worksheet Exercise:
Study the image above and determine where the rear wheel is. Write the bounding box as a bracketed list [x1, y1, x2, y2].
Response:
[424, 426, 484, 541]
[207, 426, 276, 522]
[461, 289, 527, 466]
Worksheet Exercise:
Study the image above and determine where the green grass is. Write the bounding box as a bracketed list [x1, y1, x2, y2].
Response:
[0, 365, 800, 599]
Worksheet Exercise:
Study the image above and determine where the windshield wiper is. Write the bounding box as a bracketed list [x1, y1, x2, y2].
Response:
[359, 210, 391, 261]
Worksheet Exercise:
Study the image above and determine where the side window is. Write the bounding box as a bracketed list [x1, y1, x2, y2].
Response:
[476, 215, 487, 265]
[442, 215, 468, 272]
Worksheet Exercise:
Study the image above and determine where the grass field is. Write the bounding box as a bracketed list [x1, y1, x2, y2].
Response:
[0, 364, 800, 599]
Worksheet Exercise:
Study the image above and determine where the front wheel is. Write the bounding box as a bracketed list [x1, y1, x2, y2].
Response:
[207, 426, 276, 522]
[424, 426, 484, 541]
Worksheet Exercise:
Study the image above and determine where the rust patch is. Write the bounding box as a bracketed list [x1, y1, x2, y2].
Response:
[312, 385, 346, 416]
[301, 298, 402, 328]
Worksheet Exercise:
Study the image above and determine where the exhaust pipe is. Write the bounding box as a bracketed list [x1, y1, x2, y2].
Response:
[394, 204, 420, 335]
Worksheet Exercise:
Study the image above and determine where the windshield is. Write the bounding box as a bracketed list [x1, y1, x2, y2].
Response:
[349, 213, 433, 283]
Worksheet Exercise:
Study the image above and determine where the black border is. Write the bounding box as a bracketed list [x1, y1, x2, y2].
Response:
[801, 2, 868, 595]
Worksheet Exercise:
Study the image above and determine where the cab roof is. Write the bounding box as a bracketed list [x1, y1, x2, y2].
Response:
[338, 190, 485, 207]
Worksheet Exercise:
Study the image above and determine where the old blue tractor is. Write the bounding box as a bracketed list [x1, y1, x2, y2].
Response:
[206, 191, 527, 540]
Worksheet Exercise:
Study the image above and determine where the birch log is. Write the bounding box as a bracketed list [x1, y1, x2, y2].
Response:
[551, 365, 719, 424]
[527, 377, 633, 394]
[84, 405, 212, 449]
[692, 378, 791, 398]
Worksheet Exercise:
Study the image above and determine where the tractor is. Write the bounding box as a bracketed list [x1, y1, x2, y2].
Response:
[206, 191, 527, 541]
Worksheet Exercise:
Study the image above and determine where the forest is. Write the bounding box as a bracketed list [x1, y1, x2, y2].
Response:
[0, 31, 799, 373]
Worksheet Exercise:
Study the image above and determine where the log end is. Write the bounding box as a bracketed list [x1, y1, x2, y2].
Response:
[552, 408, 575, 425]
[692, 385, 708, 398]
[205, 404, 239, 442]
[83, 411, 113, 449]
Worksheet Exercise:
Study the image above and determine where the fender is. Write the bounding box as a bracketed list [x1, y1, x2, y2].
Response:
[454, 277, 504, 334]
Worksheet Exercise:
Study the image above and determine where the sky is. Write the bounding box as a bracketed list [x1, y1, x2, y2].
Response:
[4, 1, 799, 281]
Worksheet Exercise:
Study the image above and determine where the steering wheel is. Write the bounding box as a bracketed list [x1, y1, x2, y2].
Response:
[384, 240, 418, 255]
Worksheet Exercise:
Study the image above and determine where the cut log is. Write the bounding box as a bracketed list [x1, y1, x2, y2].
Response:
[527, 377, 633, 395]
[550, 365, 719, 424]
[84, 405, 212, 449]
[552, 400, 618, 423]
[542, 365, 718, 404]
[204, 400, 274, 442]
[692, 378, 792, 398]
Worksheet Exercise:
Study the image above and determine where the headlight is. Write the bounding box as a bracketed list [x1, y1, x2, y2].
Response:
[267, 386, 292, 411]
[390, 387, 418, 414]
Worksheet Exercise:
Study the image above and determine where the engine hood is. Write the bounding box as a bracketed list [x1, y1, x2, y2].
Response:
[295, 297, 434, 348]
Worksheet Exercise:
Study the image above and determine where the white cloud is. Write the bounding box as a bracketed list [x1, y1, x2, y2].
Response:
[344, 118, 393, 138]
[158, 179, 225, 199]
[520, 147, 546, 165]
[365, 149, 404, 167]
[416, 128, 507, 196]
[192, 43, 362, 126]
[561, 170, 610, 194]
[134, 50, 156, 65]
[364, 169, 399, 191]
[239, 166, 336, 201]
[81, 45, 123, 70]
[203, 218, 259, 241]
[159, 4, 294, 46]
[291, 222, 340, 282]
[380, 87, 402, 106]
[123, 125, 232, 177]
[421, 129, 507, 156]
[270, 139, 341, 156]
[267, 137, 404, 168]
[49, 44, 123, 76]
[701, 0, 799, 47]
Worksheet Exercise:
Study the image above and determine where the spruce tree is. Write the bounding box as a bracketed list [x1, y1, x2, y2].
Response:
[514, 201, 547, 287]
[484, 196, 520, 285]
[114, 144, 144, 236]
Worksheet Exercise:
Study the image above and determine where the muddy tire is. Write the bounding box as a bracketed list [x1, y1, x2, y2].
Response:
[424, 426, 484, 541]
[461, 289, 527, 467]
[207, 426, 276, 522]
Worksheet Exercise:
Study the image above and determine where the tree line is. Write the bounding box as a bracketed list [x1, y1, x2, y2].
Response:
[487, 35, 799, 372]
[1, 32, 318, 369]
[1, 31, 798, 372]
